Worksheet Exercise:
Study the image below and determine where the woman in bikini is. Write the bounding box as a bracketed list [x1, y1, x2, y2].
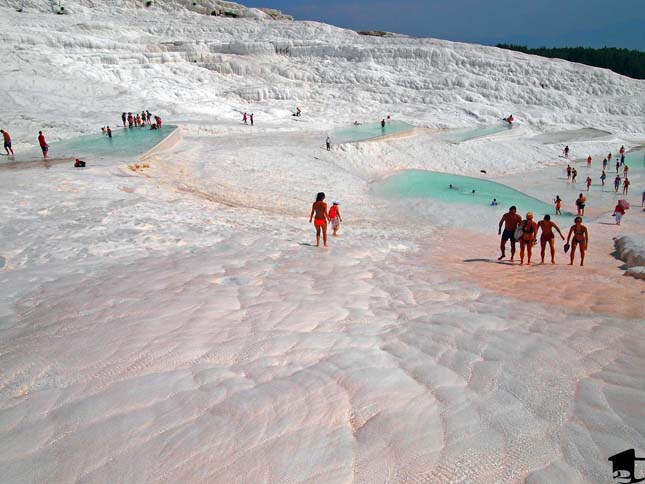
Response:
[309, 192, 329, 247]
[537, 214, 565, 264]
[566, 216, 589, 266]
[519, 212, 538, 266]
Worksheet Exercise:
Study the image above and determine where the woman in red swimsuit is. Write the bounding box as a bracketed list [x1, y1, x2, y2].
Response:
[309, 192, 329, 247]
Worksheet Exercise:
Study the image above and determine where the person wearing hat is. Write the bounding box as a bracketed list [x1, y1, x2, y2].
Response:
[519, 212, 538, 266]
[328, 201, 342, 237]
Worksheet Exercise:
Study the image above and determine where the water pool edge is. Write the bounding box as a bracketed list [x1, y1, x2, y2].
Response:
[140, 126, 182, 161]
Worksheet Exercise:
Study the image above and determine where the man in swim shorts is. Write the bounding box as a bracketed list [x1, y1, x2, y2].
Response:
[1, 129, 14, 156]
[498, 206, 522, 261]
[537, 214, 565, 264]
[309, 192, 329, 247]
[566, 216, 589, 266]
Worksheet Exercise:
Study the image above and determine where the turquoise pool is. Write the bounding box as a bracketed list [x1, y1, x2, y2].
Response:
[332, 121, 414, 144]
[374, 170, 570, 216]
[442, 124, 513, 143]
[622, 149, 645, 172]
[9, 125, 176, 162]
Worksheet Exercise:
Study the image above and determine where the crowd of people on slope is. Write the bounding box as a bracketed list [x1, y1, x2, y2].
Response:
[494, 143, 642, 267]
[498, 206, 589, 266]
[565, 146, 631, 196]
[559, 144, 636, 225]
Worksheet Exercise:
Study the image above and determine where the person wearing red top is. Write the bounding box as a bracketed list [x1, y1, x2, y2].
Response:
[585, 176, 592, 191]
[37, 131, 48, 158]
[586, 155, 592, 166]
[1, 129, 14, 156]
[328, 201, 342, 237]
[619, 145, 625, 156]
[519, 212, 538, 266]
[613, 203, 625, 225]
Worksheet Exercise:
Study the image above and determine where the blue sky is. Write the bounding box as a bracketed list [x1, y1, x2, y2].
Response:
[242, 0, 645, 50]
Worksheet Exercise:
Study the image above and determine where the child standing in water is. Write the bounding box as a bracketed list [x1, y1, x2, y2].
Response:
[328, 201, 342, 237]
[554, 195, 562, 215]
[309, 192, 329, 247]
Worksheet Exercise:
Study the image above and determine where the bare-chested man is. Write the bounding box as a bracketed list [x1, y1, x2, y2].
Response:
[309, 192, 329, 247]
[537, 214, 565, 264]
[498, 205, 522, 261]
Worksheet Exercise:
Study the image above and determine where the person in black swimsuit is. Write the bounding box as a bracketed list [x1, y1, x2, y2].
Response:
[566, 216, 589, 266]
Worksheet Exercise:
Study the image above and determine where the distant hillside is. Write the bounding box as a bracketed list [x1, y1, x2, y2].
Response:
[497, 45, 645, 80]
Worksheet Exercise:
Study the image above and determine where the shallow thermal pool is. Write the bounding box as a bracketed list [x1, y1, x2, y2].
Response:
[331, 120, 414, 144]
[441, 123, 513, 143]
[8, 125, 176, 162]
[374, 169, 571, 217]
[622, 149, 645, 172]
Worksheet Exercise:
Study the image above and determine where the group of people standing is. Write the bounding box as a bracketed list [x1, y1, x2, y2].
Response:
[498, 206, 588, 266]
[242, 112, 254, 126]
[121, 111, 161, 129]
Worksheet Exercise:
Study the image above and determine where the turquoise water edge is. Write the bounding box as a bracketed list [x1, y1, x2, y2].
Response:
[374, 169, 572, 217]
[332, 121, 414, 144]
[4, 125, 176, 162]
